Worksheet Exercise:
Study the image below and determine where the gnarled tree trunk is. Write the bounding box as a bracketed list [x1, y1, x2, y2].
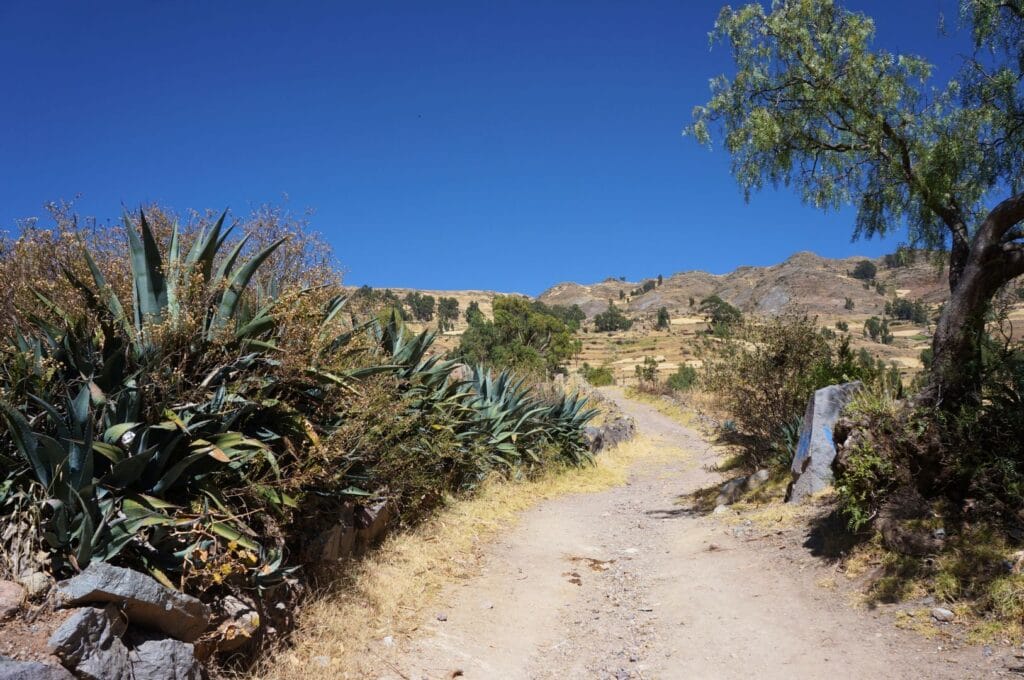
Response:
[920, 192, 1024, 409]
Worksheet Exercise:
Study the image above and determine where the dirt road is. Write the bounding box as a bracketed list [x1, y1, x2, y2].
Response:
[377, 388, 1005, 679]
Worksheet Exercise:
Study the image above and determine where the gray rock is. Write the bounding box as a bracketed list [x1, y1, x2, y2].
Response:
[787, 381, 863, 503]
[56, 563, 211, 642]
[0, 657, 75, 680]
[129, 638, 203, 680]
[931, 607, 955, 622]
[355, 500, 392, 550]
[0, 581, 25, 620]
[212, 595, 260, 653]
[17, 571, 52, 599]
[715, 477, 747, 506]
[47, 605, 130, 680]
[585, 416, 637, 453]
[746, 469, 770, 492]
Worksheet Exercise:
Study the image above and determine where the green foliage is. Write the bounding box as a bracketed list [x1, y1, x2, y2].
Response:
[864, 316, 894, 344]
[886, 297, 929, 324]
[666, 364, 698, 392]
[698, 295, 742, 332]
[404, 291, 435, 321]
[836, 439, 896, 531]
[593, 302, 633, 332]
[884, 246, 916, 269]
[635, 356, 658, 384]
[455, 296, 581, 378]
[657, 274, 663, 286]
[844, 297, 855, 311]
[655, 306, 671, 330]
[851, 260, 877, 281]
[580, 362, 614, 387]
[836, 320, 849, 331]
[465, 300, 483, 324]
[437, 296, 459, 332]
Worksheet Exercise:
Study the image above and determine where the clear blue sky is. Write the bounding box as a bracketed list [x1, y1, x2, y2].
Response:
[1, 1, 963, 295]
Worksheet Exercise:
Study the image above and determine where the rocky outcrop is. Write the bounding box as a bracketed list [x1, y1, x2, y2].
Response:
[787, 382, 863, 503]
[56, 563, 211, 643]
[128, 638, 203, 680]
[47, 605, 131, 680]
[0, 656, 75, 679]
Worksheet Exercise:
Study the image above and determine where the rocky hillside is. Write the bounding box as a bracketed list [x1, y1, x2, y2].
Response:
[539, 251, 950, 320]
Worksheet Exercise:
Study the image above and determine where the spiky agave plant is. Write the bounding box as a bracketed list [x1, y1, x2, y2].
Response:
[0, 209, 304, 586]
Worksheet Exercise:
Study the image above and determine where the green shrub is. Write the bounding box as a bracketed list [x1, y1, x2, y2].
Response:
[593, 302, 632, 332]
[581, 362, 614, 387]
[851, 260, 877, 280]
[667, 364, 698, 391]
[656, 306, 671, 330]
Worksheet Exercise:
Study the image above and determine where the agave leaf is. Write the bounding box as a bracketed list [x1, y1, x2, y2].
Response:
[212, 237, 287, 333]
[81, 247, 132, 339]
[125, 209, 168, 325]
[185, 210, 230, 283]
[0, 401, 49, 487]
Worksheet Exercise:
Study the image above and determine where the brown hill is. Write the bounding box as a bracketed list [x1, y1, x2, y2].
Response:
[539, 251, 949, 321]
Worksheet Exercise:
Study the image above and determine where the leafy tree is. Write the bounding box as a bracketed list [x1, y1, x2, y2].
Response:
[667, 364, 698, 391]
[886, 297, 929, 324]
[437, 296, 459, 332]
[836, 320, 849, 331]
[531, 301, 586, 331]
[465, 300, 484, 324]
[864, 316, 894, 344]
[851, 260, 877, 281]
[635, 356, 658, 385]
[657, 274, 664, 286]
[456, 296, 580, 377]
[581, 362, 615, 386]
[844, 297, 855, 311]
[619, 290, 626, 300]
[404, 291, 435, 322]
[698, 295, 742, 330]
[593, 301, 633, 332]
[688, 0, 1024, 409]
[642, 279, 657, 293]
[656, 306, 671, 330]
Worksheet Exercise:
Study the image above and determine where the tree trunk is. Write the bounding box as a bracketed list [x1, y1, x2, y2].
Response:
[920, 192, 1024, 409]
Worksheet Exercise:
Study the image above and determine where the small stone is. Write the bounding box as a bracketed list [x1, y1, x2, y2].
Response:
[0, 581, 26, 620]
[17, 571, 51, 599]
[312, 655, 331, 668]
[382, 635, 395, 647]
[712, 504, 730, 515]
[436, 612, 448, 621]
[480, 601, 494, 610]
[931, 607, 955, 622]
[984, 645, 993, 657]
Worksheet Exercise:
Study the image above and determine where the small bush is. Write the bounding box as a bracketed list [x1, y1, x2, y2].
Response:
[581, 362, 614, 386]
[666, 364, 698, 391]
[851, 259, 877, 280]
[593, 302, 632, 332]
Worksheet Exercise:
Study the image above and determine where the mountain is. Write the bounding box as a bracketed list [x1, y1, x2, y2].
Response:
[538, 251, 950, 320]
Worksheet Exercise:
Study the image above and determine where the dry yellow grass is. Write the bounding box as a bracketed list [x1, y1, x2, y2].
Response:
[255, 436, 663, 679]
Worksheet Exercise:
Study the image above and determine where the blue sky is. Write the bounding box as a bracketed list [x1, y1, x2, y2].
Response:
[1, 1, 963, 295]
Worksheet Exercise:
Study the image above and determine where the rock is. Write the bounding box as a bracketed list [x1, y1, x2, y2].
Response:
[746, 469, 770, 492]
[17, 571, 52, 599]
[47, 605, 130, 680]
[0, 581, 25, 620]
[787, 381, 863, 503]
[0, 657, 75, 680]
[436, 612, 448, 621]
[56, 563, 211, 642]
[311, 503, 356, 563]
[212, 595, 260, 653]
[584, 416, 637, 453]
[129, 638, 203, 680]
[355, 500, 393, 550]
[931, 607, 955, 623]
[712, 504, 731, 515]
[714, 477, 747, 506]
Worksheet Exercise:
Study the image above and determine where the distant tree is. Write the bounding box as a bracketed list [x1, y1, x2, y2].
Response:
[641, 279, 657, 293]
[404, 291, 436, 321]
[844, 297, 855, 311]
[619, 290, 625, 300]
[687, 0, 1024, 409]
[656, 306, 671, 330]
[836, 320, 849, 332]
[437, 296, 460, 331]
[864, 316, 894, 344]
[667, 364, 698, 391]
[883, 245, 916, 269]
[530, 301, 585, 331]
[688, 296, 695, 308]
[698, 295, 742, 331]
[635, 356, 658, 385]
[594, 302, 633, 332]
[886, 298, 929, 324]
[851, 260, 877, 281]
[657, 274, 664, 286]
[465, 300, 484, 324]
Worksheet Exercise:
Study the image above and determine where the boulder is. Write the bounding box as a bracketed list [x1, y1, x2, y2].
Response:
[585, 416, 637, 453]
[0, 581, 25, 620]
[47, 605, 130, 680]
[355, 500, 392, 550]
[56, 563, 211, 642]
[0, 657, 75, 680]
[129, 638, 203, 680]
[787, 381, 862, 503]
[714, 469, 771, 506]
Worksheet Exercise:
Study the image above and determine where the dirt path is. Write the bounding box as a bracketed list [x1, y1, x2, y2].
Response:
[375, 388, 1006, 679]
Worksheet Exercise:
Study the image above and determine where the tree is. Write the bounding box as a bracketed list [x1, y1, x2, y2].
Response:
[657, 273, 664, 286]
[688, 0, 1024, 409]
[437, 296, 459, 332]
[656, 306, 671, 330]
[844, 297, 855, 311]
[593, 302, 633, 332]
[698, 295, 742, 330]
[635, 356, 658, 385]
[404, 291, 435, 322]
[851, 260, 877, 281]
[465, 300, 484, 324]
[456, 296, 580, 377]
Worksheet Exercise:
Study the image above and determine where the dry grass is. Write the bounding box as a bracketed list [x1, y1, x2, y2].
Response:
[255, 436, 663, 679]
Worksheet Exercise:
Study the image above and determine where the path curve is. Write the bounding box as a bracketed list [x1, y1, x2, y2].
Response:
[377, 388, 1001, 679]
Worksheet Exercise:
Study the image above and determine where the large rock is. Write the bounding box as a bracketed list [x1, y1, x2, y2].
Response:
[787, 381, 862, 503]
[0, 581, 25, 620]
[0, 657, 75, 680]
[56, 563, 211, 642]
[47, 605, 130, 680]
[129, 638, 204, 680]
[584, 416, 637, 453]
